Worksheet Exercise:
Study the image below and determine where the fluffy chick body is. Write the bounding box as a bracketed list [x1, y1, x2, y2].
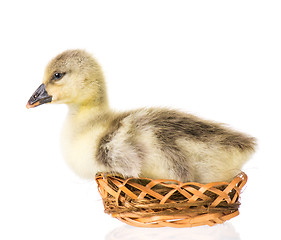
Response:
[28, 49, 256, 183]
[61, 106, 255, 183]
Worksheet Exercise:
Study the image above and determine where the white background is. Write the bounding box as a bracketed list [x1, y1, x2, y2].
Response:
[0, 1, 280, 239]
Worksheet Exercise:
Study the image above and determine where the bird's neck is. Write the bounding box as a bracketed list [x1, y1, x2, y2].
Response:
[67, 102, 111, 127]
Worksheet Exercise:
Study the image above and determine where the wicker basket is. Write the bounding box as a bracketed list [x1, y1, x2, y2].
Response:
[95, 172, 247, 228]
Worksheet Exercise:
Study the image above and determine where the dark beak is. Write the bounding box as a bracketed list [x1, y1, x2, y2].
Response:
[26, 84, 52, 109]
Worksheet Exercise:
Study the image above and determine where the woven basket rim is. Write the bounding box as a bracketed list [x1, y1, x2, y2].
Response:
[95, 172, 247, 228]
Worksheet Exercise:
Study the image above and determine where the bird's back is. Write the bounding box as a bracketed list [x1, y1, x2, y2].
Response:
[96, 108, 256, 183]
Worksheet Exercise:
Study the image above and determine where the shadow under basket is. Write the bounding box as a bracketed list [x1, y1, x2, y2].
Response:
[95, 172, 247, 228]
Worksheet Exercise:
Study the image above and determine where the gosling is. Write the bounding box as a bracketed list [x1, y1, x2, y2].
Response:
[27, 49, 256, 183]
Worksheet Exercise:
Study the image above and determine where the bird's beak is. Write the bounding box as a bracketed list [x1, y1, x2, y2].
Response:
[26, 84, 52, 109]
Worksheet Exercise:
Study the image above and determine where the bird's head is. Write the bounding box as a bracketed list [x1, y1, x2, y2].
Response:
[26, 49, 107, 109]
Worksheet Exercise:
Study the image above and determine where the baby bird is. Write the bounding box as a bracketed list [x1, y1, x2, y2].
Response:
[27, 49, 256, 183]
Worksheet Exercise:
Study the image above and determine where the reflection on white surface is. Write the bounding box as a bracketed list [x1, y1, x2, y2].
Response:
[106, 223, 240, 240]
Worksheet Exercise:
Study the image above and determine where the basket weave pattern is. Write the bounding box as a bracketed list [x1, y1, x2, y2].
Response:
[95, 172, 247, 228]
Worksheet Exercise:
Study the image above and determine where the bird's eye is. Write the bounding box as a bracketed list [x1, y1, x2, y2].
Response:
[52, 72, 65, 81]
